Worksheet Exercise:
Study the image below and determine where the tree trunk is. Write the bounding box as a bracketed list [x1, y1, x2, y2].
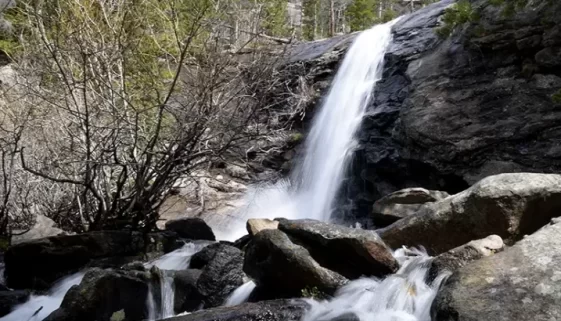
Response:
[329, 0, 335, 36]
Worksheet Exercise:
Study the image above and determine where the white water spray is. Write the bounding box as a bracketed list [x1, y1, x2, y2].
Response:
[224, 281, 257, 307]
[215, 20, 398, 241]
[0, 273, 84, 321]
[145, 242, 211, 320]
[302, 248, 449, 321]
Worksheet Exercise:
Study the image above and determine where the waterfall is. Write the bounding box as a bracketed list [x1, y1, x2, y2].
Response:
[301, 248, 449, 321]
[224, 281, 257, 307]
[215, 20, 398, 241]
[0, 273, 85, 321]
[145, 241, 211, 320]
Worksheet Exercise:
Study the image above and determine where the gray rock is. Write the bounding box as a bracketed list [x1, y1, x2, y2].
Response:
[378, 173, 561, 254]
[196, 244, 245, 308]
[5, 231, 145, 290]
[535, 46, 561, 67]
[278, 219, 398, 279]
[372, 188, 449, 226]
[11, 215, 66, 245]
[161, 299, 308, 321]
[432, 219, 561, 321]
[244, 229, 347, 296]
[246, 219, 279, 236]
[429, 235, 504, 282]
[44, 268, 150, 321]
[172, 269, 203, 313]
[165, 218, 216, 241]
[0, 290, 29, 317]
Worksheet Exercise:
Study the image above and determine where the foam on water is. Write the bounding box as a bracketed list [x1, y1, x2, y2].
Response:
[301, 248, 450, 321]
[224, 281, 257, 307]
[0, 273, 85, 321]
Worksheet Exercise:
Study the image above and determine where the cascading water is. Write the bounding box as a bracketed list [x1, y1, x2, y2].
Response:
[0, 273, 85, 321]
[302, 248, 450, 321]
[214, 20, 398, 242]
[224, 281, 257, 307]
[145, 241, 211, 320]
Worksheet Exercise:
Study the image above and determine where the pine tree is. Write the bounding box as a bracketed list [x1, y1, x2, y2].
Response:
[259, 0, 290, 37]
[345, 0, 376, 31]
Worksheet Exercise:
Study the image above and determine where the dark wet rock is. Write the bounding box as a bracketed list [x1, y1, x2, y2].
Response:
[5, 231, 145, 290]
[379, 173, 561, 255]
[432, 219, 561, 321]
[196, 244, 245, 308]
[372, 188, 449, 227]
[172, 269, 204, 313]
[121, 261, 146, 272]
[244, 229, 347, 297]
[44, 268, 150, 321]
[190, 243, 228, 270]
[161, 299, 308, 321]
[278, 219, 398, 279]
[165, 218, 216, 241]
[428, 235, 504, 282]
[0, 290, 29, 317]
[233, 235, 251, 250]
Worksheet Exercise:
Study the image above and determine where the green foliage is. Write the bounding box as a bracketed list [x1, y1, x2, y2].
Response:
[259, 0, 290, 37]
[289, 132, 304, 143]
[346, 0, 377, 32]
[381, 8, 397, 23]
[436, 0, 478, 38]
[301, 286, 328, 299]
[302, 0, 320, 40]
[553, 89, 561, 104]
[488, 0, 528, 17]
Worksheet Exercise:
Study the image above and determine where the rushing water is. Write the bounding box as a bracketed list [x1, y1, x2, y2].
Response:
[214, 20, 398, 242]
[224, 281, 257, 307]
[0, 273, 85, 321]
[302, 248, 449, 321]
[145, 242, 211, 320]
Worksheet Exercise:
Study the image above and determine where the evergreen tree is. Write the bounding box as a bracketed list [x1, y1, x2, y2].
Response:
[259, 0, 290, 37]
[345, 0, 376, 31]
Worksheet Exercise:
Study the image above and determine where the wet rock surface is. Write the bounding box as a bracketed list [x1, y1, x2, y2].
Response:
[44, 268, 150, 321]
[162, 299, 308, 321]
[5, 231, 146, 290]
[244, 229, 347, 296]
[0, 290, 29, 317]
[165, 218, 216, 241]
[278, 219, 398, 279]
[378, 173, 561, 254]
[432, 219, 561, 321]
[196, 243, 245, 308]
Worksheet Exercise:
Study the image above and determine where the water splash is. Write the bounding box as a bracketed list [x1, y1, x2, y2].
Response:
[301, 248, 449, 321]
[215, 20, 399, 241]
[0, 273, 85, 321]
[145, 241, 212, 320]
[224, 281, 257, 307]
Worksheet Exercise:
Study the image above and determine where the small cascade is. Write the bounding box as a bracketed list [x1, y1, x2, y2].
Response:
[214, 19, 399, 241]
[301, 248, 449, 321]
[224, 281, 257, 307]
[145, 241, 211, 320]
[1, 272, 85, 321]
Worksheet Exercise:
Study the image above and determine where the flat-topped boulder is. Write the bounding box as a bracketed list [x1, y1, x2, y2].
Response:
[278, 219, 398, 279]
[379, 173, 561, 254]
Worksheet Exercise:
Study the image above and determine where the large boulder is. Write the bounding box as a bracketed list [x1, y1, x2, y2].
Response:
[165, 218, 216, 241]
[246, 219, 279, 236]
[0, 290, 29, 317]
[11, 215, 67, 245]
[428, 235, 504, 282]
[161, 299, 308, 321]
[371, 188, 449, 227]
[44, 268, 150, 321]
[432, 218, 561, 321]
[378, 173, 561, 254]
[278, 219, 398, 279]
[196, 243, 245, 308]
[5, 231, 146, 290]
[244, 229, 347, 297]
[172, 269, 204, 314]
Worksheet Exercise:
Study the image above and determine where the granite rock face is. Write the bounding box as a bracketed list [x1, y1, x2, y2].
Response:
[432, 218, 561, 321]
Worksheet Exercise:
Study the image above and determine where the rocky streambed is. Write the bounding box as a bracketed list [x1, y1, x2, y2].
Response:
[0, 173, 560, 321]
